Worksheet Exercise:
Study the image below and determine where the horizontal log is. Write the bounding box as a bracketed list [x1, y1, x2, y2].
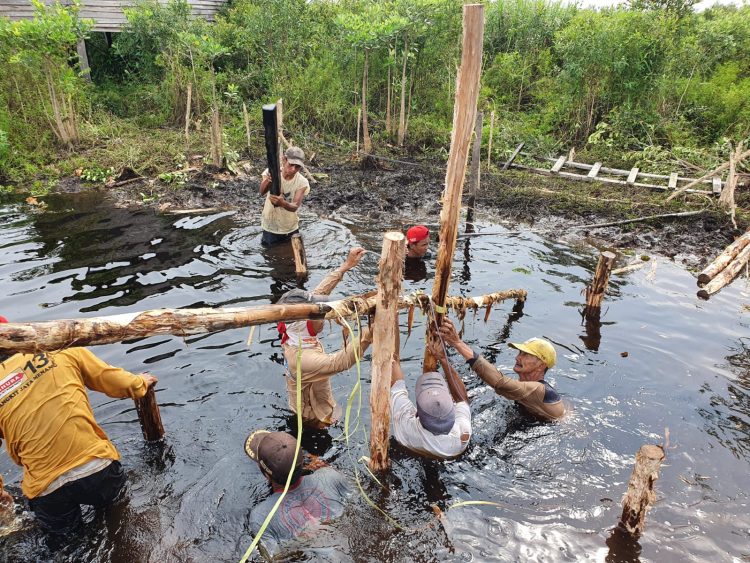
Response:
[0, 290, 527, 353]
[697, 243, 750, 299]
[697, 230, 750, 286]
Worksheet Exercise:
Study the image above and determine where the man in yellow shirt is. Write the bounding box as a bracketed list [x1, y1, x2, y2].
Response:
[0, 320, 157, 533]
[259, 146, 310, 246]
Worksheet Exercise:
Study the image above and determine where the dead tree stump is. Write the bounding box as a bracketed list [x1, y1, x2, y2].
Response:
[291, 234, 308, 278]
[619, 444, 665, 537]
[135, 385, 165, 442]
[584, 251, 616, 319]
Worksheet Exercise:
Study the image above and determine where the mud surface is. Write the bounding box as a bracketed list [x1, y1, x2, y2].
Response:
[88, 153, 741, 271]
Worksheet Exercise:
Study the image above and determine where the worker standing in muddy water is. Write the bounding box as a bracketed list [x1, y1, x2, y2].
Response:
[0, 316, 158, 534]
[245, 429, 351, 557]
[438, 318, 565, 421]
[276, 247, 372, 430]
[404, 225, 431, 282]
[259, 146, 310, 246]
[390, 338, 472, 459]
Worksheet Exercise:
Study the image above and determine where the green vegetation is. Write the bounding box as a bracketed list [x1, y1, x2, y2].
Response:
[0, 0, 748, 186]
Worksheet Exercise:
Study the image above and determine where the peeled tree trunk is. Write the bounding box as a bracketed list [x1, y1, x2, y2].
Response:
[362, 48, 373, 154]
[397, 34, 409, 146]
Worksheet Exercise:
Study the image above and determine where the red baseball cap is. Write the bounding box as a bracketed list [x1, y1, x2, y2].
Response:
[0, 316, 7, 323]
[406, 225, 429, 243]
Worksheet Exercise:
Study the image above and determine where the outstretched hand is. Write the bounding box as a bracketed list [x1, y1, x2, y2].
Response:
[140, 373, 158, 388]
[343, 247, 366, 270]
[438, 318, 462, 347]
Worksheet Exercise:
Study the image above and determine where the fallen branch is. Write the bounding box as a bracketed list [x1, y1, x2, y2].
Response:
[0, 289, 527, 353]
[573, 209, 705, 230]
[665, 148, 750, 203]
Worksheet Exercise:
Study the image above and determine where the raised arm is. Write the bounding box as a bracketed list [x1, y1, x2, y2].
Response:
[313, 247, 366, 296]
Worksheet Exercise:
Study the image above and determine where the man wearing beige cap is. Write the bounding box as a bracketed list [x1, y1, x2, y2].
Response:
[438, 318, 565, 421]
[259, 146, 310, 246]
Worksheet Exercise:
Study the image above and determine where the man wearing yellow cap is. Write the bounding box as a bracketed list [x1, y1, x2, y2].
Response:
[438, 319, 565, 421]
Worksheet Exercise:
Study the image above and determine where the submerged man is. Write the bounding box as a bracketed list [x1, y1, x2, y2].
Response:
[404, 225, 431, 282]
[390, 338, 472, 459]
[0, 316, 157, 533]
[245, 430, 351, 557]
[277, 247, 372, 428]
[438, 318, 565, 421]
[259, 146, 310, 246]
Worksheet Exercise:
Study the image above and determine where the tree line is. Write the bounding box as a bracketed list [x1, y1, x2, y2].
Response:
[0, 0, 748, 184]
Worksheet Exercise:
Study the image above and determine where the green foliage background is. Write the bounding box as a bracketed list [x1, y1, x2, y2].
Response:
[0, 0, 748, 184]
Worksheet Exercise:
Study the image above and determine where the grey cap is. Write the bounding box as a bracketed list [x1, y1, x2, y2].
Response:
[277, 288, 331, 305]
[415, 371, 455, 435]
[285, 146, 305, 167]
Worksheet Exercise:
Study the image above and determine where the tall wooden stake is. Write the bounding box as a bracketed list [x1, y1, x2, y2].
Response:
[356, 108, 361, 154]
[466, 111, 483, 228]
[487, 110, 495, 171]
[619, 444, 665, 537]
[291, 234, 308, 278]
[423, 4, 485, 372]
[135, 385, 165, 442]
[185, 83, 192, 142]
[584, 251, 616, 319]
[369, 232, 405, 472]
[242, 102, 251, 153]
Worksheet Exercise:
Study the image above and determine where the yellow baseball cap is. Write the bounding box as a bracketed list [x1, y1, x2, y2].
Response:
[509, 338, 557, 369]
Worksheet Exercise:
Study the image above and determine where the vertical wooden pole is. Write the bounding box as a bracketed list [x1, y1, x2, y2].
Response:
[242, 102, 251, 153]
[466, 111, 483, 228]
[134, 386, 165, 442]
[487, 110, 495, 171]
[76, 39, 91, 82]
[291, 234, 308, 278]
[369, 232, 405, 472]
[423, 4, 484, 373]
[618, 444, 665, 537]
[356, 108, 361, 154]
[185, 83, 192, 142]
[584, 251, 616, 319]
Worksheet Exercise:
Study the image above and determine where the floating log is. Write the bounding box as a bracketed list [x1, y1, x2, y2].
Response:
[697, 242, 750, 299]
[584, 251, 616, 318]
[369, 232, 405, 472]
[619, 444, 665, 537]
[465, 111, 483, 228]
[134, 385, 164, 442]
[291, 234, 308, 278]
[0, 289, 526, 353]
[261, 103, 281, 196]
[424, 3, 484, 373]
[697, 230, 750, 286]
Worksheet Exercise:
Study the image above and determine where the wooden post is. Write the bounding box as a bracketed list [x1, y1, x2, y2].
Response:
[618, 444, 665, 537]
[423, 3, 484, 373]
[134, 385, 165, 442]
[242, 102, 251, 153]
[185, 83, 192, 142]
[584, 251, 616, 318]
[466, 111, 483, 228]
[369, 232, 405, 472]
[487, 110, 495, 170]
[356, 108, 361, 154]
[76, 39, 91, 81]
[291, 234, 308, 278]
[262, 104, 281, 196]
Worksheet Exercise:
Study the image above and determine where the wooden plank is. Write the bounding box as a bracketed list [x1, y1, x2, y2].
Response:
[627, 167, 639, 184]
[501, 142, 524, 171]
[668, 172, 679, 189]
[587, 162, 602, 179]
[551, 156, 566, 173]
[712, 177, 722, 194]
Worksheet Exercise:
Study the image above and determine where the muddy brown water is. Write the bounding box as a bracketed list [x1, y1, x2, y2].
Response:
[1, 189, 749, 562]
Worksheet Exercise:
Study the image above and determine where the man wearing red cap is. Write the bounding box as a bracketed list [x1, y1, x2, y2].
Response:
[406, 225, 430, 259]
[0, 316, 158, 533]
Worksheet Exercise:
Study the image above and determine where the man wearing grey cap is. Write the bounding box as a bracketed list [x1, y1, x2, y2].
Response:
[389, 339, 471, 459]
[259, 146, 310, 246]
[438, 318, 565, 421]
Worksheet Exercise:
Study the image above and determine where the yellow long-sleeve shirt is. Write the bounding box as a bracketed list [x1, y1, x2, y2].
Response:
[0, 348, 148, 498]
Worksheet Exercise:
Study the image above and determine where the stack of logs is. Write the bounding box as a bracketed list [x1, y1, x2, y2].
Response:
[697, 229, 750, 299]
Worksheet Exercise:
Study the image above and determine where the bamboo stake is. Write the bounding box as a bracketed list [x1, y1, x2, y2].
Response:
[665, 148, 750, 202]
[369, 232, 405, 472]
[356, 108, 361, 154]
[584, 251, 616, 318]
[424, 3, 485, 373]
[697, 230, 750, 286]
[134, 385, 165, 442]
[0, 290, 526, 353]
[466, 111, 483, 228]
[618, 444, 665, 537]
[697, 242, 750, 299]
[242, 101, 251, 153]
[487, 110, 495, 170]
[291, 234, 308, 278]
